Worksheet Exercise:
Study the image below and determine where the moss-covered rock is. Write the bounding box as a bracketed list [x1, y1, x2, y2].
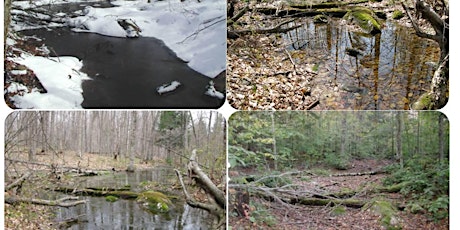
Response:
[105, 195, 118, 202]
[363, 199, 402, 230]
[137, 191, 172, 214]
[346, 8, 382, 35]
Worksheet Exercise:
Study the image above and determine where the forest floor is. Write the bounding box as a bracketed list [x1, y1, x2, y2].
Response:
[229, 159, 448, 230]
[227, 0, 436, 110]
[6, 149, 162, 174]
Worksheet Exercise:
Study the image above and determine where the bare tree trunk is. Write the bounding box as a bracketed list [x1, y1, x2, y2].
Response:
[271, 112, 277, 171]
[396, 112, 403, 169]
[4, 0, 11, 44]
[402, 1, 449, 109]
[438, 113, 445, 163]
[127, 112, 137, 172]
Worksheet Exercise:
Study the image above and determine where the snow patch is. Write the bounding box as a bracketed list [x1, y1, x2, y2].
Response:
[157, 81, 181, 95]
[11, 55, 91, 109]
[205, 81, 224, 99]
[10, 69, 28, 75]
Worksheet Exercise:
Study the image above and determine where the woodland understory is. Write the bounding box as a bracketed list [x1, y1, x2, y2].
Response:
[227, 0, 448, 110]
[228, 111, 449, 229]
[229, 159, 448, 230]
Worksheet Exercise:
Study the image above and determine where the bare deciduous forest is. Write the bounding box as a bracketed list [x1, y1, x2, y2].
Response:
[4, 111, 226, 229]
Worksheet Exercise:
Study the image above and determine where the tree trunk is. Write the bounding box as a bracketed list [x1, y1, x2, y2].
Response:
[438, 113, 445, 163]
[175, 149, 225, 228]
[402, 1, 449, 109]
[4, 0, 11, 44]
[396, 112, 403, 169]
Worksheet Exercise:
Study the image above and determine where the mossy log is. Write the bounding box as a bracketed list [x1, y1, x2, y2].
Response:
[51, 187, 139, 199]
[296, 197, 366, 208]
[256, 7, 349, 18]
[289, 0, 370, 9]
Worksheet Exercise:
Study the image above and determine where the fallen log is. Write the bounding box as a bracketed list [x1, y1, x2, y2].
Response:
[289, 0, 370, 9]
[175, 149, 226, 229]
[5, 195, 86, 207]
[329, 170, 384, 177]
[5, 172, 31, 191]
[296, 197, 366, 208]
[256, 7, 349, 18]
[51, 187, 139, 199]
[228, 19, 301, 39]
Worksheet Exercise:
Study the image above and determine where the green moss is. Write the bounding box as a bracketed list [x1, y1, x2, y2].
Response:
[392, 10, 404, 20]
[412, 93, 434, 110]
[348, 9, 382, 34]
[313, 15, 328, 23]
[312, 63, 319, 72]
[363, 199, 402, 229]
[137, 191, 172, 214]
[331, 205, 346, 216]
[105, 195, 118, 202]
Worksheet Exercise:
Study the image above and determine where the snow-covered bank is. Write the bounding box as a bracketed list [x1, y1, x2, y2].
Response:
[8, 55, 90, 109]
[11, 0, 226, 78]
[66, 0, 226, 78]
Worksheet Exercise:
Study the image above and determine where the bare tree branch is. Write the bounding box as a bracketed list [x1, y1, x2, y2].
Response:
[5, 196, 86, 207]
[5, 172, 31, 191]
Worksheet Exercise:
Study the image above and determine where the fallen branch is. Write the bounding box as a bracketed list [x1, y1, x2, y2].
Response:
[5, 172, 31, 191]
[328, 170, 384, 177]
[56, 214, 87, 229]
[5, 195, 86, 207]
[306, 99, 319, 110]
[227, 5, 250, 26]
[228, 19, 301, 39]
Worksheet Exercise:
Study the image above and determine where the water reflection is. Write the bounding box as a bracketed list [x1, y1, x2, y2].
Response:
[54, 169, 211, 229]
[285, 19, 440, 109]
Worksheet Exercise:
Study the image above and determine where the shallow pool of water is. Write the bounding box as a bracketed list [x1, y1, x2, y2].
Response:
[53, 169, 213, 229]
[284, 19, 440, 110]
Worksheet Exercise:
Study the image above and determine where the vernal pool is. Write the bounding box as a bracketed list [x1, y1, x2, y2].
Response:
[51, 169, 212, 229]
[284, 19, 440, 110]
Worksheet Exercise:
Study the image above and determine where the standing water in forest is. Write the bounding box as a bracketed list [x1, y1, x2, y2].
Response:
[226, 0, 446, 110]
[4, 111, 227, 229]
[284, 19, 440, 110]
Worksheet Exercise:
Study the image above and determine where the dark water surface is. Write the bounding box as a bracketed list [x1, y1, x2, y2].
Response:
[52, 169, 212, 229]
[284, 19, 440, 110]
[21, 27, 224, 108]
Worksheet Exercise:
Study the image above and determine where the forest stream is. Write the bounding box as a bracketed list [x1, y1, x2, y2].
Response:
[15, 2, 225, 108]
[46, 168, 212, 229]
